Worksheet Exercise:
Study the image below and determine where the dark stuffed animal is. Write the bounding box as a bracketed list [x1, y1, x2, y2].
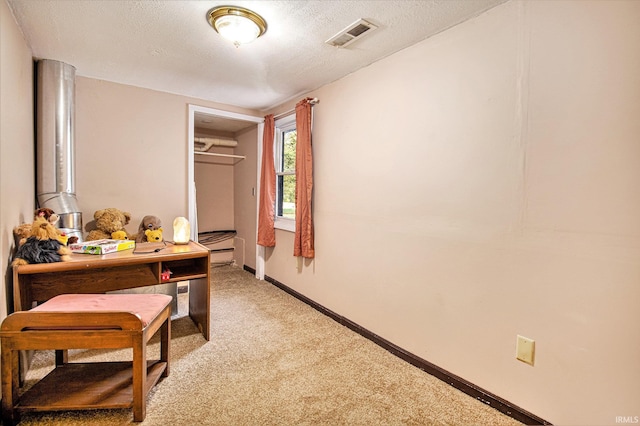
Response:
[135, 215, 162, 243]
[14, 237, 68, 265]
[36, 207, 59, 225]
[12, 217, 72, 266]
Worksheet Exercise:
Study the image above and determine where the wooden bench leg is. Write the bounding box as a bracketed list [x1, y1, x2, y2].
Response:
[132, 333, 146, 422]
[1, 347, 20, 426]
[161, 317, 170, 377]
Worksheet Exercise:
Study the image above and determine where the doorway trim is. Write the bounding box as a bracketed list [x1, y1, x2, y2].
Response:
[188, 104, 264, 274]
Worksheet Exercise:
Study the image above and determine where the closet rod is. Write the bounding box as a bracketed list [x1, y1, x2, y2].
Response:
[273, 97, 319, 120]
[195, 152, 246, 160]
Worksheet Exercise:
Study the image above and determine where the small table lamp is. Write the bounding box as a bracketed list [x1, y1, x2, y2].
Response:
[173, 217, 190, 244]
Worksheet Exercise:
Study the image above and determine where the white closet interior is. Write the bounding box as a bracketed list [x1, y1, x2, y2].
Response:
[193, 116, 256, 266]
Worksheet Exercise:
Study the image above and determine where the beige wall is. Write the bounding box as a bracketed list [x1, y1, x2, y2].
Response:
[74, 77, 259, 240]
[260, 1, 640, 424]
[194, 146, 235, 233]
[195, 155, 234, 232]
[3, 0, 639, 423]
[0, 0, 34, 320]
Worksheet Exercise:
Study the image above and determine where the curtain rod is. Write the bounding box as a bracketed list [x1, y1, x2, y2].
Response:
[273, 98, 319, 120]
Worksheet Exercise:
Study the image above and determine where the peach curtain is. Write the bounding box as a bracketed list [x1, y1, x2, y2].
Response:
[257, 114, 276, 247]
[294, 98, 315, 258]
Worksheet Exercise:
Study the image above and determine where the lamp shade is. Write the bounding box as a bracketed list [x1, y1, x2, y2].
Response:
[173, 217, 190, 244]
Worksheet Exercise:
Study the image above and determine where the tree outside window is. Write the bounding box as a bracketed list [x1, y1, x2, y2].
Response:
[280, 129, 296, 218]
[275, 115, 296, 226]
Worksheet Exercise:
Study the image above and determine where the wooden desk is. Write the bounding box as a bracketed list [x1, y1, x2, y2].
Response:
[12, 240, 210, 340]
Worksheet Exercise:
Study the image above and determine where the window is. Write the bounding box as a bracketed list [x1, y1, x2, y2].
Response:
[274, 114, 296, 232]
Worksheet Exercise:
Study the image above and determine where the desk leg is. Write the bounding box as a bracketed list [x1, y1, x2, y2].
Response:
[188, 276, 210, 340]
[55, 350, 68, 366]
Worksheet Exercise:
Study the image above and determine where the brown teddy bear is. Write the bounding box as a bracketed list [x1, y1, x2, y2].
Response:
[85, 208, 132, 241]
[12, 217, 72, 266]
[135, 215, 162, 242]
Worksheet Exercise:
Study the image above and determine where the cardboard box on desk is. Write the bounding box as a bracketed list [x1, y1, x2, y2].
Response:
[69, 239, 135, 255]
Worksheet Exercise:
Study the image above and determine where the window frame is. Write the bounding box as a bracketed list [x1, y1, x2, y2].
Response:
[274, 114, 296, 232]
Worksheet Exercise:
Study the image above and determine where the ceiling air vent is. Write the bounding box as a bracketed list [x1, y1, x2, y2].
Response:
[325, 19, 378, 48]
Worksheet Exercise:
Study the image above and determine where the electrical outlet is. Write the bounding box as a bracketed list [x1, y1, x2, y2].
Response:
[516, 335, 535, 366]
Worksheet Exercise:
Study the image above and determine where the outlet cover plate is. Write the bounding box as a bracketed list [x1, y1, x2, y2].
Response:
[516, 335, 535, 366]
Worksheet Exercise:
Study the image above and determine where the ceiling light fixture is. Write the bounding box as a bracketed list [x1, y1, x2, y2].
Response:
[207, 6, 267, 47]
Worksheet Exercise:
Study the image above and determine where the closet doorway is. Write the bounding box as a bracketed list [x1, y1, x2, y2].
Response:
[188, 105, 263, 269]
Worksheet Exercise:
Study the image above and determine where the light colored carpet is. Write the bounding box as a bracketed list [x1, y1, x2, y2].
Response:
[18, 264, 523, 425]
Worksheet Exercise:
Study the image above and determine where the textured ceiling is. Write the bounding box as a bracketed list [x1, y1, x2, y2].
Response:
[7, 0, 507, 112]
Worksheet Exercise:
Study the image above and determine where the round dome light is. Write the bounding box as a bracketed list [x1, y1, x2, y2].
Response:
[207, 6, 267, 47]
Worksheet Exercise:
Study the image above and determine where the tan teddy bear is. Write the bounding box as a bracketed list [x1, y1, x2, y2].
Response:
[85, 208, 132, 241]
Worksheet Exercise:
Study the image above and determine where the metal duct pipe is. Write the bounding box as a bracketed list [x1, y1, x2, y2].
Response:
[36, 59, 83, 241]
